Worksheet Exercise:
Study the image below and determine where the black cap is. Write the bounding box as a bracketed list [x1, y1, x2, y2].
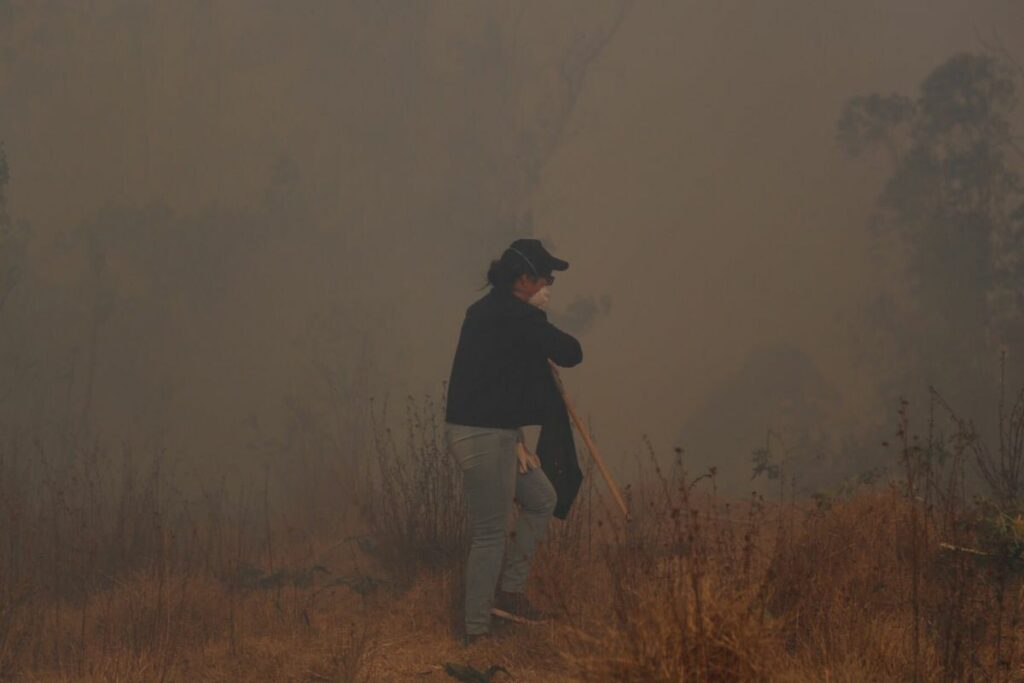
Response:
[505, 238, 569, 277]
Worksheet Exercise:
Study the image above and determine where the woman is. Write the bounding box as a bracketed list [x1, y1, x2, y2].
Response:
[444, 238, 583, 646]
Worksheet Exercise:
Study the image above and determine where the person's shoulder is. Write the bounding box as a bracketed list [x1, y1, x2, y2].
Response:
[466, 288, 493, 313]
[464, 290, 498, 322]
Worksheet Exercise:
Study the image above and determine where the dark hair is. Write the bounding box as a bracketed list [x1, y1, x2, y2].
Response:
[482, 249, 542, 291]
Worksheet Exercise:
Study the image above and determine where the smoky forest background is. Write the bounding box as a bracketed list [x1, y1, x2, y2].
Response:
[2, 1, 1024, 681]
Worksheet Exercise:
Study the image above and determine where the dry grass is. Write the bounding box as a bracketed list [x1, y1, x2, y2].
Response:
[4, 382, 1024, 681]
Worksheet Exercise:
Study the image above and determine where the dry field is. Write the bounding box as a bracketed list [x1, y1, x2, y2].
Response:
[3, 390, 1024, 682]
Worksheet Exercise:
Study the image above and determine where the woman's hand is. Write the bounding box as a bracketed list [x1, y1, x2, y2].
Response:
[516, 441, 542, 474]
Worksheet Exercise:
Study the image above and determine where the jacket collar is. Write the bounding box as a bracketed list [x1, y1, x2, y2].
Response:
[492, 285, 527, 305]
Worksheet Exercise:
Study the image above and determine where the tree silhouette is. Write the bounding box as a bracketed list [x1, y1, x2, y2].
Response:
[839, 53, 1024, 398]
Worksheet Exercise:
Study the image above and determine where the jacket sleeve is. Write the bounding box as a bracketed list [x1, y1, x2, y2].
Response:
[520, 310, 583, 367]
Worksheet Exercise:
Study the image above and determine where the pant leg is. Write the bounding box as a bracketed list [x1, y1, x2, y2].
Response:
[500, 458, 558, 593]
[445, 423, 519, 635]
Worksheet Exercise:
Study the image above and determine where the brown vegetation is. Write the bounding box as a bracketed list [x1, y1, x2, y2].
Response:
[3, 381, 1024, 682]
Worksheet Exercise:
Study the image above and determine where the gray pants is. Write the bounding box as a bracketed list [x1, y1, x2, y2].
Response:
[444, 422, 557, 635]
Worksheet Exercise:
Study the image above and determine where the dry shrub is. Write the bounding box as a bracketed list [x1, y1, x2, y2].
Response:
[566, 567, 777, 682]
[765, 493, 909, 655]
[360, 392, 467, 586]
[307, 622, 378, 683]
[761, 492, 945, 680]
[555, 442, 781, 682]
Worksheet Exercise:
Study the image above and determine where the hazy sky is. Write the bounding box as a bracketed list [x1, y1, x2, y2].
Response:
[1, 0, 1022, 486]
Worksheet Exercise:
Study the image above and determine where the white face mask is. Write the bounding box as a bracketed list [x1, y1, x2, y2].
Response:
[528, 284, 551, 309]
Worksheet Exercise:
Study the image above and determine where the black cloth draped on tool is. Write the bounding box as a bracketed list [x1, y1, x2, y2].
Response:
[519, 339, 583, 519]
[535, 391, 584, 519]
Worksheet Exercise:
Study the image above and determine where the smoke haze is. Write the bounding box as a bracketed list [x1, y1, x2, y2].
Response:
[1, 0, 1022, 490]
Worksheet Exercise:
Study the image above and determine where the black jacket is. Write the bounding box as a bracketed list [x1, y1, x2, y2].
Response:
[445, 287, 582, 428]
[445, 287, 584, 518]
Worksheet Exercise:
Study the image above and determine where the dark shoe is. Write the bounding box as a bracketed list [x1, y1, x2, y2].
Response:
[490, 590, 552, 624]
